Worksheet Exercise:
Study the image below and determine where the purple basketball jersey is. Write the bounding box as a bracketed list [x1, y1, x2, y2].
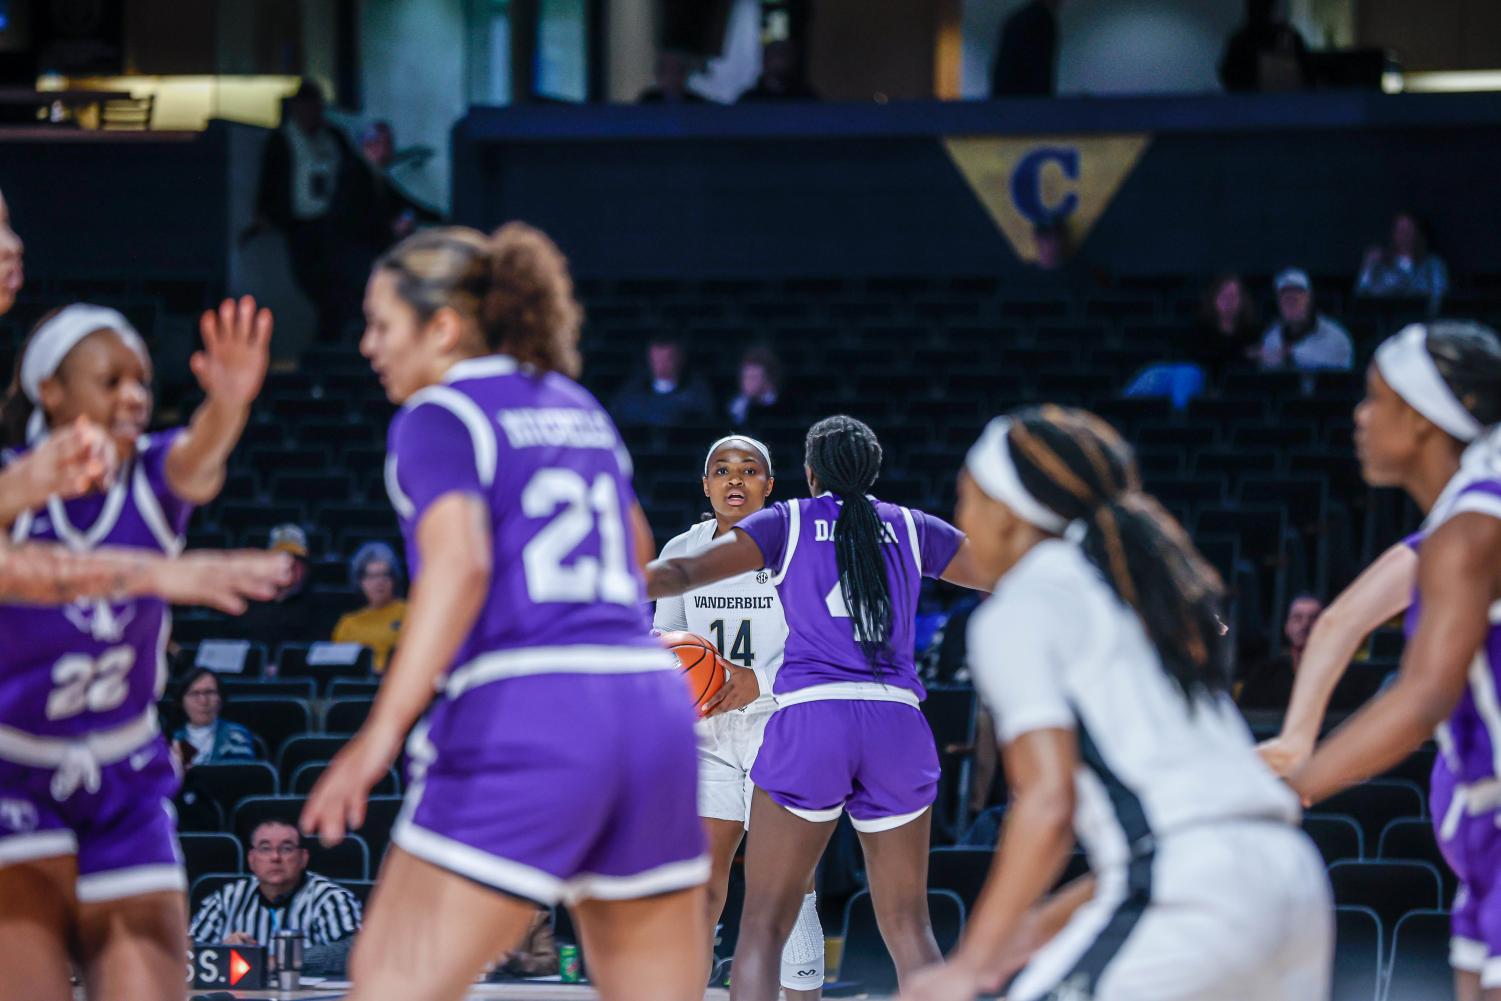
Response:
[1405, 479, 1501, 785]
[384, 356, 663, 689]
[0, 430, 192, 739]
[736, 495, 964, 700]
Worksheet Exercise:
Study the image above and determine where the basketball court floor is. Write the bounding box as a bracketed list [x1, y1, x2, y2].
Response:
[177, 988, 737, 1000]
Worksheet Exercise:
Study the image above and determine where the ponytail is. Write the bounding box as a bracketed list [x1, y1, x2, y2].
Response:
[805, 415, 895, 669]
[1008, 406, 1230, 701]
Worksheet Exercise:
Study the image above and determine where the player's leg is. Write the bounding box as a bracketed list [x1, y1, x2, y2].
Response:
[0, 857, 78, 1001]
[345, 847, 542, 1001]
[855, 810, 942, 983]
[781, 871, 825, 1000]
[570, 886, 709, 1001]
[733, 788, 838, 1001]
[76, 891, 188, 1001]
[704, 815, 746, 982]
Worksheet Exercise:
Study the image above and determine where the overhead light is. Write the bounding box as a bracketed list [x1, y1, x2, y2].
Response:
[1401, 70, 1501, 93]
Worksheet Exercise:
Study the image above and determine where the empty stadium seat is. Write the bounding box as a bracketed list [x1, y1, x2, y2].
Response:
[187, 762, 279, 819]
[1303, 813, 1364, 865]
[833, 889, 963, 997]
[1332, 905, 1383, 1001]
[1378, 818, 1453, 900]
[307, 834, 372, 881]
[325, 697, 376, 733]
[1320, 779, 1427, 847]
[1328, 859, 1443, 931]
[276, 645, 374, 694]
[291, 762, 399, 796]
[357, 796, 405, 865]
[927, 848, 993, 912]
[278, 734, 357, 785]
[1386, 910, 1454, 1001]
[179, 832, 243, 881]
[220, 677, 318, 701]
[218, 697, 313, 759]
[190, 871, 243, 914]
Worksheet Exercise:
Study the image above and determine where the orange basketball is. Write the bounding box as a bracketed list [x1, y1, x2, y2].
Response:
[659, 630, 726, 711]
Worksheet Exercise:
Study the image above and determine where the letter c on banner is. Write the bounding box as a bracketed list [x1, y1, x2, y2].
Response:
[1010, 146, 1080, 223]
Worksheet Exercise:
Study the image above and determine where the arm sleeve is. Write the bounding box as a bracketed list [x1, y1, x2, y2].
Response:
[390, 399, 490, 525]
[968, 589, 1077, 743]
[651, 534, 691, 633]
[734, 502, 788, 572]
[912, 509, 965, 579]
[189, 889, 226, 942]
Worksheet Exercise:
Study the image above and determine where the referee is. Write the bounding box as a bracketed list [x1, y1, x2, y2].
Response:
[190, 817, 362, 970]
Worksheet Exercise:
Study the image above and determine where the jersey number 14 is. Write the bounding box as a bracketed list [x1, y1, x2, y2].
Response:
[708, 619, 755, 667]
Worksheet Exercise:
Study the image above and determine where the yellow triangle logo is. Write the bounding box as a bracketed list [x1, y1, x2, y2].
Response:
[943, 134, 1151, 263]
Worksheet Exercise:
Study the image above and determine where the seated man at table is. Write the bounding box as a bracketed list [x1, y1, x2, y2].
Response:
[189, 817, 362, 974]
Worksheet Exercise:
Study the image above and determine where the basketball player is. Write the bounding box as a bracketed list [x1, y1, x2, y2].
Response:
[0, 183, 297, 611]
[900, 407, 1330, 1001]
[653, 434, 825, 997]
[1259, 324, 1500, 784]
[0, 296, 277, 1001]
[646, 415, 993, 1000]
[301, 224, 708, 1001]
[1291, 322, 1501, 1001]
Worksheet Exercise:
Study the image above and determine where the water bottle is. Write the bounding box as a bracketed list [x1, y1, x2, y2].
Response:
[272, 929, 304, 992]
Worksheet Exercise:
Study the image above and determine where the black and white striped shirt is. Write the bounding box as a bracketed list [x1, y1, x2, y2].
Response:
[189, 872, 362, 946]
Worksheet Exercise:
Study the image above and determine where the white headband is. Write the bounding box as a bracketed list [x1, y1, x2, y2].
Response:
[1375, 324, 1483, 442]
[22, 305, 148, 404]
[704, 434, 773, 476]
[965, 418, 1069, 533]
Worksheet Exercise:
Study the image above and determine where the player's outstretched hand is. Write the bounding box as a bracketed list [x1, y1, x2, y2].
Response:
[301, 726, 402, 847]
[192, 295, 272, 407]
[894, 962, 983, 1001]
[150, 550, 292, 613]
[1256, 734, 1314, 779]
[700, 662, 761, 718]
[23, 417, 117, 499]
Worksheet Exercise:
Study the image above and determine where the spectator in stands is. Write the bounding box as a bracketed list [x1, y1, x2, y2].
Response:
[1219, 0, 1311, 93]
[609, 336, 716, 427]
[189, 818, 362, 974]
[233, 524, 323, 644]
[1237, 594, 1323, 710]
[1258, 268, 1354, 372]
[1194, 273, 1261, 379]
[991, 0, 1064, 97]
[0, 187, 21, 317]
[484, 907, 560, 980]
[358, 121, 442, 247]
[1355, 211, 1449, 316]
[251, 80, 380, 342]
[637, 49, 712, 104]
[737, 39, 820, 102]
[331, 542, 406, 672]
[726, 347, 787, 427]
[170, 668, 257, 768]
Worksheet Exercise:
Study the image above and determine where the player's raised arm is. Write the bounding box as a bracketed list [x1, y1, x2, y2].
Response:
[0, 543, 291, 611]
[0, 417, 117, 527]
[1259, 540, 1416, 777]
[645, 528, 766, 600]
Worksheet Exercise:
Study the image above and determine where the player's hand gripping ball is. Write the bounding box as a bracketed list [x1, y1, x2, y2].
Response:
[658, 630, 729, 715]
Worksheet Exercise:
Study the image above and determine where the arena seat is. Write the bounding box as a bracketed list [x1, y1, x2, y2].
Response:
[341, 880, 377, 906]
[307, 834, 372, 881]
[1385, 910, 1454, 1001]
[832, 889, 964, 997]
[1332, 905, 1383, 1001]
[188, 762, 279, 820]
[189, 871, 243, 914]
[324, 697, 376, 733]
[276, 645, 374, 695]
[278, 734, 358, 785]
[1320, 779, 1428, 847]
[927, 848, 992, 912]
[218, 697, 313, 758]
[1328, 859, 1444, 932]
[1379, 745, 1437, 789]
[178, 832, 243, 882]
[357, 796, 405, 865]
[221, 677, 317, 701]
[291, 762, 400, 797]
[1378, 818, 1453, 901]
[1303, 813, 1364, 865]
[230, 795, 306, 844]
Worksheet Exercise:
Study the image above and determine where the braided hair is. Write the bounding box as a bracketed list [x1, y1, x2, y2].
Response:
[1006, 406, 1231, 702]
[805, 416, 896, 668]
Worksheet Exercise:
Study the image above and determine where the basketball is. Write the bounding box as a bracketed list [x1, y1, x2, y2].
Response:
[658, 630, 726, 710]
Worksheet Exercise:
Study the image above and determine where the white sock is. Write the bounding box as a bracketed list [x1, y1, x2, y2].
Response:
[780, 891, 825, 991]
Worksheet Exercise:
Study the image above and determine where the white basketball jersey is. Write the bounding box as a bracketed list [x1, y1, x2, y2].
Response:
[654, 519, 788, 712]
[968, 540, 1299, 870]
